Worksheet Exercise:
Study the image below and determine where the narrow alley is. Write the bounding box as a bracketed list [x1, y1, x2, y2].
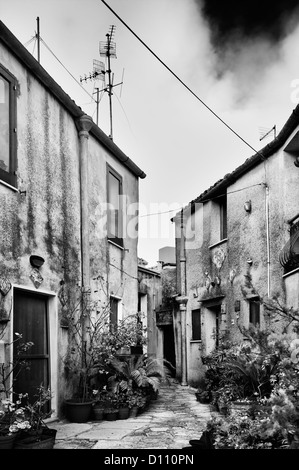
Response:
[50, 379, 212, 450]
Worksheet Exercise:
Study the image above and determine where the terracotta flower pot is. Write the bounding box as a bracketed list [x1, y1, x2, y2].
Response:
[129, 406, 138, 418]
[0, 433, 16, 449]
[230, 401, 252, 416]
[65, 400, 93, 423]
[104, 409, 119, 421]
[93, 407, 105, 421]
[14, 428, 57, 449]
[118, 407, 130, 420]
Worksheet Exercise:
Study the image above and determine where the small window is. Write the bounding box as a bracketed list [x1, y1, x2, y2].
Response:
[109, 296, 119, 333]
[249, 298, 260, 326]
[0, 65, 17, 187]
[219, 195, 227, 240]
[191, 309, 201, 340]
[107, 165, 123, 246]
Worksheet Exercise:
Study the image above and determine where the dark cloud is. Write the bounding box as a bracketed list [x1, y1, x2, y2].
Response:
[196, 0, 299, 46]
[193, 0, 299, 104]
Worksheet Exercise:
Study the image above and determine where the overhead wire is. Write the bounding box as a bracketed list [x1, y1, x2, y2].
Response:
[39, 37, 96, 102]
[100, 0, 266, 162]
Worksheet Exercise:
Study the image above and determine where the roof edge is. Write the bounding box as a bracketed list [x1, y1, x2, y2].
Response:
[0, 20, 146, 179]
[172, 103, 299, 221]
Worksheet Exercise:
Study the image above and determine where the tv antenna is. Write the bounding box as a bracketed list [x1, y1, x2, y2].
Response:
[80, 25, 123, 139]
[99, 25, 123, 140]
[80, 60, 105, 125]
[259, 125, 276, 142]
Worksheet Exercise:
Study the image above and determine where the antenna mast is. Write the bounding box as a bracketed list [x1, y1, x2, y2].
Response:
[36, 17, 40, 63]
[100, 25, 117, 140]
[80, 25, 122, 138]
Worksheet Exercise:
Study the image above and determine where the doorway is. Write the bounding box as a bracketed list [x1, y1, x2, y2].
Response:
[204, 303, 222, 354]
[13, 289, 50, 407]
[163, 325, 176, 377]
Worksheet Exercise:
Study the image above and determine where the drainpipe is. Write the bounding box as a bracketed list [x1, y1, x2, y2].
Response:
[76, 115, 93, 373]
[77, 115, 93, 290]
[265, 183, 270, 298]
[176, 210, 188, 386]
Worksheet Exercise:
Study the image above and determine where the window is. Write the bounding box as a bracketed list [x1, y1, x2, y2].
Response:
[0, 65, 17, 187]
[109, 296, 119, 333]
[107, 165, 123, 246]
[249, 298, 260, 326]
[191, 309, 201, 340]
[219, 195, 227, 240]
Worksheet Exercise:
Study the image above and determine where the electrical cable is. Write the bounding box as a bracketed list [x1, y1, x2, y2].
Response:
[39, 37, 96, 102]
[100, 0, 266, 161]
[139, 182, 265, 218]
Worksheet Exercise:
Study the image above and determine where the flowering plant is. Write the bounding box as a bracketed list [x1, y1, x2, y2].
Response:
[19, 385, 53, 435]
[0, 394, 31, 436]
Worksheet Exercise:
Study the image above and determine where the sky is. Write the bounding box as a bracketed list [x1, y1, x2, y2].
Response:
[1, 0, 299, 266]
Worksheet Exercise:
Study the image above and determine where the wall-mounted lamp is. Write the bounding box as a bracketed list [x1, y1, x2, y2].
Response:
[30, 255, 45, 269]
[244, 200, 252, 212]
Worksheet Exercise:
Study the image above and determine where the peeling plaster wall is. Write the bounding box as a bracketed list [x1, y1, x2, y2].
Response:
[0, 43, 82, 415]
[0, 39, 142, 416]
[138, 269, 162, 358]
[175, 134, 299, 386]
[88, 137, 139, 315]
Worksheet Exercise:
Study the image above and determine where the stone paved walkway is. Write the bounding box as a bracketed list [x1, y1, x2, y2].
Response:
[50, 379, 212, 450]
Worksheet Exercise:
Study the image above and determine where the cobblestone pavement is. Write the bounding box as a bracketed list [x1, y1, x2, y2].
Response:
[51, 379, 212, 450]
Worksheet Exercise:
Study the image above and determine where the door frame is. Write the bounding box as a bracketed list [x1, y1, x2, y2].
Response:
[10, 285, 58, 420]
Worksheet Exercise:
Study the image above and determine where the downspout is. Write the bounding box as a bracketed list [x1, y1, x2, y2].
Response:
[176, 210, 188, 386]
[77, 115, 93, 289]
[76, 115, 93, 379]
[265, 183, 270, 298]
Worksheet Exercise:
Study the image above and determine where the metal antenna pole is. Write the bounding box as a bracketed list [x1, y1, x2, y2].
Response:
[95, 87, 100, 126]
[36, 17, 40, 63]
[106, 32, 113, 140]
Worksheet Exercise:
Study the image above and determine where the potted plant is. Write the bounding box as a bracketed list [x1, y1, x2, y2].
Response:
[195, 387, 210, 404]
[14, 385, 57, 449]
[92, 387, 108, 421]
[62, 287, 110, 422]
[102, 391, 119, 421]
[0, 396, 31, 449]
[0, 333, 55, 448]
[118, 390, 130, 420]
[128, 389, 146, 417]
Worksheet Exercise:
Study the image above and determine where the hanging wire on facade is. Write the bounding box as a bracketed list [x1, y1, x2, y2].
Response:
[139, 182, 265, 218]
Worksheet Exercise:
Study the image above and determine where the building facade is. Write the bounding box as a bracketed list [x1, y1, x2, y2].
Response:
[0, 21, 146, 418]
[173, 106, 299, 387]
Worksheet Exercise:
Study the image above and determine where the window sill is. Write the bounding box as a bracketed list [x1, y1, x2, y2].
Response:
[190, 340, 202, 343]
[208, 238, 228, 249]
[108, 239, 124, 250]
[0, 179, 18, 192]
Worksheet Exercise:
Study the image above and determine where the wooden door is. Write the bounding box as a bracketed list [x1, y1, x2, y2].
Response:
[13, 290, 50, 405]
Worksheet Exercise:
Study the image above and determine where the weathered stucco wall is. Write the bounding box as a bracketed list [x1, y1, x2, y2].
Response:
[138, 269, 162, 358]
[174, 133, 299, 386]
[0, 38, 141, 417]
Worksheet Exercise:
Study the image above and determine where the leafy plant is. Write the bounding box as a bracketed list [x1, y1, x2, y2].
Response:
[0, 332, 34, 399]
[105, 354, 170, 395]
[63, 285, 148, 403]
